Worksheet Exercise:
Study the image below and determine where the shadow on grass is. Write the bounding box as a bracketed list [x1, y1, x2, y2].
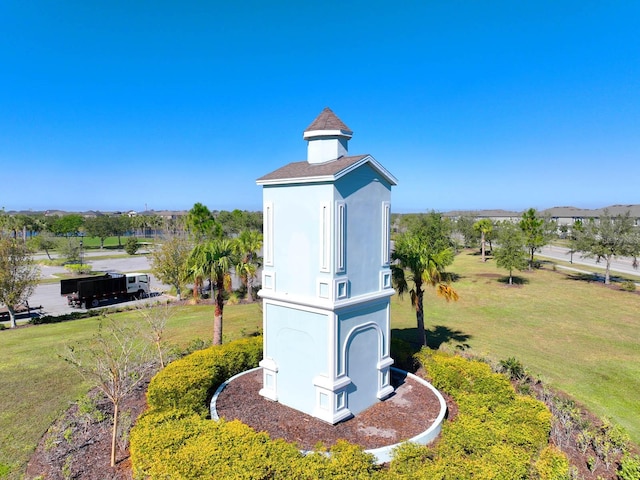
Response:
[538, 259, 555, 267]
[392, 325, 472, 357]
[497, 276, 530, 285]
[467, 250, 493, 260]
[443, 272, 462, 282]
[566, 272, 601, 283]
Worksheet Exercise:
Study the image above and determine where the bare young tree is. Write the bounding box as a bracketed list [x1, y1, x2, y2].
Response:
[62, 316, 152, 467]
[138, 301, 174, 368]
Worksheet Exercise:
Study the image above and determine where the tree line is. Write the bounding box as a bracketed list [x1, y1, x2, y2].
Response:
[391, 208, 640, 347]
[0, 205, 263, 330]
[0, 208, 262, 245]
[148, 203, 263, 346]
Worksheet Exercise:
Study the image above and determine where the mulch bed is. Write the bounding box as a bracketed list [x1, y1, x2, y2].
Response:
[214, 368, 447, 451]
[25, 360, 632, 479]
[24, 383, 149, 480]
[24, 369, 449, 479]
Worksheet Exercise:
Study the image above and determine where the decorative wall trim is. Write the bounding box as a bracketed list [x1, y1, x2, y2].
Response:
[335, 201, 346, 272]
[320, 202, 331, 272]
[258, 288, 393, 312]
[382, 201, 391, 266]
[264, 201, 274, 266]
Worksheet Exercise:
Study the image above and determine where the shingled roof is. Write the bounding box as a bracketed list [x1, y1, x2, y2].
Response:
[256, 154, 397, 186]
[304, 107, 352, 134]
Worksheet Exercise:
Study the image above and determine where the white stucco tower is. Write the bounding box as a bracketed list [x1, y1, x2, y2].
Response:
[256, 108, 398, 424]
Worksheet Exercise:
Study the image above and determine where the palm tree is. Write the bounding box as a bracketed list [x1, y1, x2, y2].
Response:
[188, 238, 235, 344]
[391, 230, 459, 347]
[473, 219, 493, 262]
[186, 243, 208, 302]
[234, 230, 263, 302]
[209, 238, 235, 345]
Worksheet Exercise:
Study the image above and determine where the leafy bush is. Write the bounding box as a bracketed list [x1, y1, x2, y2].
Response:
[124, 237, 140, 255]
[399, 349, 559, 479]
[620, 281, 637, 292]
[64, 263, 92, 275]
[533, 446, 570, 480]
[390, 338, 416, 372]
[145, 336, 262, 417]
[618, 454, 640, 480]
[132, 340, 563, 479]
[29, 309, 101, 325]
[132, 336, 383, 478]
[499, 356, 527, 381]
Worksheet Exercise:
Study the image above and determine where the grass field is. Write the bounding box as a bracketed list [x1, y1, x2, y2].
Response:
[1, 250, 639, 477]
[391, 251, 640, 445]
[0, 303, 263, 478]
[77, 236, 148, 249]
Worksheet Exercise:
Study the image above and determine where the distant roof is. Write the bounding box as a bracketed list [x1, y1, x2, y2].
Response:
[599, 204, 640, 217]
[444, 209, 522, 218]
[256, 154, 398, 186]
[443, 205, 640, 219]
[304, 107, 352, 135]
[539, 206, 595, 217]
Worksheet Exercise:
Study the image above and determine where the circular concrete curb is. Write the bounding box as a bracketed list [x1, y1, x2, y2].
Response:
[211, 366, 447, 464]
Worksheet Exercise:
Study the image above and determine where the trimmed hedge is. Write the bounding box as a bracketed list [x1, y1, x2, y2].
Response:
[385, 349, 566, 479]
[145, 336, 263, 417]
[131, 337, 381, 479]
[131, 340, 567, 479]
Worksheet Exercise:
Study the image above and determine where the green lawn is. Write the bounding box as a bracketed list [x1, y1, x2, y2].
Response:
[78, 236, 157, 250]
[0, 303, 262, 478]
[1, 250, 639, 477]
[391, 251, 640, 445]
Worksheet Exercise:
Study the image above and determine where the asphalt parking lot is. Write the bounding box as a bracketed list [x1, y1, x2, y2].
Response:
[28, 253, 169, 318]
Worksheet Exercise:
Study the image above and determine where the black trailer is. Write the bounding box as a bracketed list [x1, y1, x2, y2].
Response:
[61, 273, 129, 309]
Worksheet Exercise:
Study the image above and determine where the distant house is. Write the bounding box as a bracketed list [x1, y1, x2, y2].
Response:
[444, 209, 522, 224]
[444, 205, 640, 228]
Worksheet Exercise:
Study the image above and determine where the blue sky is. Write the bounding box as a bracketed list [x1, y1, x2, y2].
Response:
[1, 1, 638, 213]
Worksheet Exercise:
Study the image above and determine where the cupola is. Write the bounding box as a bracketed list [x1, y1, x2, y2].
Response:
[303, 107, 353, 164]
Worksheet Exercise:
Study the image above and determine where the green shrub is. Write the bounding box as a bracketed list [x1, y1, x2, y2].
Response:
[400, 348, 554, 479]
[0, 462, 11, 476]
[124, 237, 139, 255]
[64, 263, 92, 275]
[620, 280, 637, 292]
[145, 336, 262, 416]
[618, 453, 640, 480]
[390, 337, 416, 372]
[29, 309, 101, 325]
[499, 356, 527, 381]
[132, 336, 385, 479]
[133, 341, 559, 479]
[132, 414, 379, 479]
[534, 446, 570, 479]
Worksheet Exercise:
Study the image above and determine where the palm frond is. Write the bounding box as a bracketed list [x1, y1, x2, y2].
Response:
[436, 283, 459, 302]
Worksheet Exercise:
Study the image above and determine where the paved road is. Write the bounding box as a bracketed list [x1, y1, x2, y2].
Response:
[28, 253, 170, 319]
[536, 245, 639, 278]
